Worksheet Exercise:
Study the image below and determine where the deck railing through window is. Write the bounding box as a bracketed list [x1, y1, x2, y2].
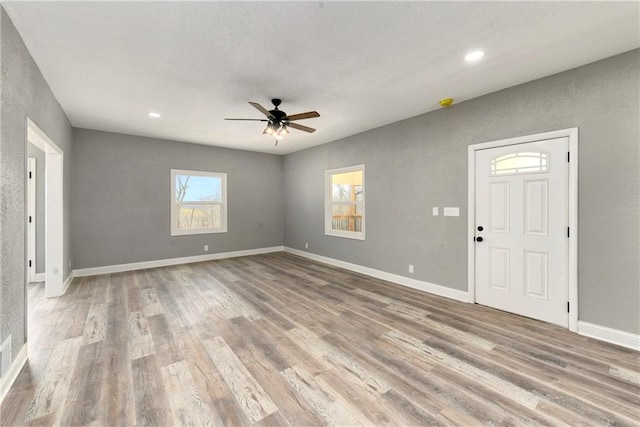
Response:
[332, 215, 363, 232]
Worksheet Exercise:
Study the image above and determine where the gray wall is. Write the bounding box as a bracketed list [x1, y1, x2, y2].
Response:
[72, 129, 284, 269]
[26, 142, 45, 274]
[283, 49, 640, 335]
[0, 7, 73, 364]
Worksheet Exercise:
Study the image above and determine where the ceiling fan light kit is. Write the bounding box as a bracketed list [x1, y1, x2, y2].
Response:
[263, 120, 289, 140]
[225, 98, 320, 146]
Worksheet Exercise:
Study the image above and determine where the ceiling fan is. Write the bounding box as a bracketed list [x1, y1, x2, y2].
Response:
[225, 98, 320, 145]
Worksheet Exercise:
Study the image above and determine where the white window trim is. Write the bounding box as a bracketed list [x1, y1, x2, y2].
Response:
[324, 164, 365, 240]
[171, 169, 227, 236]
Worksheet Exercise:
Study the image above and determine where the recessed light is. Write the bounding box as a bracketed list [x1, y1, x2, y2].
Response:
[148, 112, 161, 118]
[465, 50, 485, 62]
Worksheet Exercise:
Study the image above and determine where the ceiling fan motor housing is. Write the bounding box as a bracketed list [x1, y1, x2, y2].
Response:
[269, 99, 287, 121]
[270, 113, 287, 123]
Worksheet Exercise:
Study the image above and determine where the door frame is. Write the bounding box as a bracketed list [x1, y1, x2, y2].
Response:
[26, 118, 65, 298]
[467, 128, 578, 332]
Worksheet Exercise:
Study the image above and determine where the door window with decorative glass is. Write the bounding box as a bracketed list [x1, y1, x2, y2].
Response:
[325, 165, 365, 240]
[171, 169, 227, 235]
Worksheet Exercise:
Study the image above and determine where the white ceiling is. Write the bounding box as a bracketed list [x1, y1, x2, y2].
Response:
[3, 1, 639, 155]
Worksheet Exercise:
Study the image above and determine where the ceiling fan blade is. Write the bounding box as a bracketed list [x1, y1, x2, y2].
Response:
[288, 122, 316, 133]
[286, 111, 320, 121]
[249, 102, 275, 118]
[224, 118, 268, 121]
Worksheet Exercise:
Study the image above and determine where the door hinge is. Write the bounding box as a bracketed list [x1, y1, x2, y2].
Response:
[28, 216, 32, 223]
[29, 260, 32, 268]
[567, 227, 570, 238]
[567, 301, 570, 313]
[567, 152, 570, 162]
[29, 171, 32, 179]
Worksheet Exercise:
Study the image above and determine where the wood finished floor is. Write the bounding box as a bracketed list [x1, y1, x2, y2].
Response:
[1, 252, 639, 426]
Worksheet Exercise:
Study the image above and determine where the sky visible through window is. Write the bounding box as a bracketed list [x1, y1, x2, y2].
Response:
[177, 175, 222, 202]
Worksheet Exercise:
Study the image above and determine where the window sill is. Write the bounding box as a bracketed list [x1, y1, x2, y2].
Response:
[171, 228, 227, 236]
[325, 230, 365, 241]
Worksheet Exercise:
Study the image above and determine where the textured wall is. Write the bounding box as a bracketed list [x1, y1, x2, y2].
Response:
[0, 9, 3, 362]
[26, 142, 45, 274]
[0, 8, 73, 357]
[72, 129, 284, 268]
[284, 49, 640, 334]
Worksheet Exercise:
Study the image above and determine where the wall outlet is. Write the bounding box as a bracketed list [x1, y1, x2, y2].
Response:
[204, 245, 209, 252]
[432, 207, 439, 216]
[408, 264, 414, 274]
[305, 243, 309, 249]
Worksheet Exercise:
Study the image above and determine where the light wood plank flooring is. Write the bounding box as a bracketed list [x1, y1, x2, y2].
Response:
[2, 252, 639, 426]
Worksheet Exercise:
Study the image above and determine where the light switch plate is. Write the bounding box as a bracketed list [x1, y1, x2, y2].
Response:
[432, 207, 438, 216]
[444, 207, 460, 217]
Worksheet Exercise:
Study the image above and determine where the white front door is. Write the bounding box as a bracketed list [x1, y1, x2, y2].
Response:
[475, 137, 569, 327]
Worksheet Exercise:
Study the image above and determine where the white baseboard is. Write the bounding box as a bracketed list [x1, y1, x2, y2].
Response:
[73, 246, 285, 277]
[62, 272, 74, 294]
[34, 273, 45, 282]
[0, 343, 27, 405]
[284, 247, 470, 303]
[578, 321, 640, 351]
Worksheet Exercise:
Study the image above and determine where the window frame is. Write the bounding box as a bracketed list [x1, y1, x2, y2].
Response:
[170, 169, 227, 236]
[324, 164, 365, 240]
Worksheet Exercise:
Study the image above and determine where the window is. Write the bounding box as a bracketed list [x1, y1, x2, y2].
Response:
[325, 164, 365, 240]
[171, 169, 227, 236]
[490, 151, 548, 176]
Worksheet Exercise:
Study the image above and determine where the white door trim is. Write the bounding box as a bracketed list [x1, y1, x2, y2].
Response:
[27, 158, 37, 283]
[467, 128, 578, 332]
[26, 118, 65, 298]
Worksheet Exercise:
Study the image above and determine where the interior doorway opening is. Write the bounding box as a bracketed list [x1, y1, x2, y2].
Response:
[27, 144, 47, 284]
[26, 118, 64, 298]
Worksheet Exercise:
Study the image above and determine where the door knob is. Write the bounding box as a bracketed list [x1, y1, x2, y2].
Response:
[476, 236, 484, 242]
[477, 226, 484, 231]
